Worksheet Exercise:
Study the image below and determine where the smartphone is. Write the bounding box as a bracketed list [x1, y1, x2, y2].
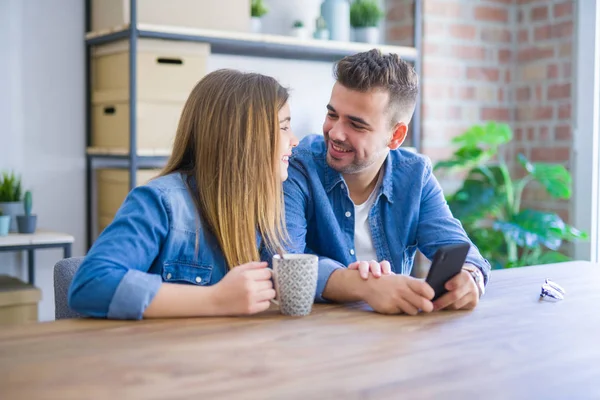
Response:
[425, 243, 471, 301]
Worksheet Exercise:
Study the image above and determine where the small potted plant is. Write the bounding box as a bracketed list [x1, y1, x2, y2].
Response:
[16, 191, 37, 234]
[313, 15, 330, 40]
[0, 208, 10, 236]
[250, 0, 268, 33]
[291, 20, 309, 40]
[0, 171, 22, 232]
[350, 0, 385, 44]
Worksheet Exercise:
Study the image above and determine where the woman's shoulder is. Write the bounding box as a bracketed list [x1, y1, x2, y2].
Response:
[126, 172, 195, 216]
[145, 172, 189, 194]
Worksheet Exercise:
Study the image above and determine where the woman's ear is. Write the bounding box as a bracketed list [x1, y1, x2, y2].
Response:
[388, 122, 408, 150]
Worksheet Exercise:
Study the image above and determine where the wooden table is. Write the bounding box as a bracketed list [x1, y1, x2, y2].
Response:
[0, 261, 598, 399]
[0, 230, 74, 285]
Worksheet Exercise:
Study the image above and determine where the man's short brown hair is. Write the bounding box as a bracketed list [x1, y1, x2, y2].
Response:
[333, 49, 419, 125]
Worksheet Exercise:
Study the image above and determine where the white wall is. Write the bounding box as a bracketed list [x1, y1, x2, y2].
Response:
[209, 55, 335, 138]
[573, 0, 600, 261]
[0, 0, 86, 322]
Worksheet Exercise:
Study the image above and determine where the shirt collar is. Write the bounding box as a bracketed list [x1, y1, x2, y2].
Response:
[323, 154, 394, 204]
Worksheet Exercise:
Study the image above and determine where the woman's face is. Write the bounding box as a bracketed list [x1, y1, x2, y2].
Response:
[278, 102, 299, 181]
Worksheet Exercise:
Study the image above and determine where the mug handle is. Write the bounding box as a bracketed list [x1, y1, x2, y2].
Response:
[266, 267, 279, 306]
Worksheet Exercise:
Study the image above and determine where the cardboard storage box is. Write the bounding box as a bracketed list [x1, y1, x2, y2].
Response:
[0, 275, 41, 325]
[97, 169, 162, 234]
[92, 100, 183, 152]
[90, 39, 209, 153]
[91, 39, 209, 153]
[92, 39, 210, 103]
[91, 0, 251, 33]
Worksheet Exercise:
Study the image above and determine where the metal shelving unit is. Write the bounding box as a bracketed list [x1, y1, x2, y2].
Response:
[84, 0, 423, 249]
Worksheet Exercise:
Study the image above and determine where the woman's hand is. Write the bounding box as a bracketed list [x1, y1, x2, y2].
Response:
[348, 260, 394, 279]
[212, 261, 276, 315]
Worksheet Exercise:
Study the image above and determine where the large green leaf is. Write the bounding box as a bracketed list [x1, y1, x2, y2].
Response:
[451, 122, 513, 148]
[536, 251, 571, 265]
[493, 209, 582, 250]
[448, 179, 505, 223]
[434, 147, 493, 171]
[433, 123, 512, 172]
[517, 154, 572, 199]
[467, 228, 506, 269]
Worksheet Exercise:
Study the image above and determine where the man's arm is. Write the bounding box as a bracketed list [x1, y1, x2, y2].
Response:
[279, 160, 346, 302]
[416, 163, 491, 284]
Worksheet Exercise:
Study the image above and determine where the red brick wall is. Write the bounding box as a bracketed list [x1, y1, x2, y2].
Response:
[385, 0, 574, 221]
[513, 0, 574, 222]
[386, 0, 414, 47]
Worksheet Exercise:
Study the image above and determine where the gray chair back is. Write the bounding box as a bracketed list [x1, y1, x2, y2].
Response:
[53, 257, 85, 320]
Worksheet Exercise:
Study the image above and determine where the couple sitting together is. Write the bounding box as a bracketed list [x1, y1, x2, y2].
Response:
[69, 49, 491, 320]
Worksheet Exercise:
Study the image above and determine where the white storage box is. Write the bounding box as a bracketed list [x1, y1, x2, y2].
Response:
[91, 0, 251, 33]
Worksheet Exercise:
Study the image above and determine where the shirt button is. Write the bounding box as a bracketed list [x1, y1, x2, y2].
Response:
[341, 183, 346, 190]
[166, 273, 172, 280]
[195, 276, 202, 283]
[350, 249, 355, 255]
[345, 211, 351, 218]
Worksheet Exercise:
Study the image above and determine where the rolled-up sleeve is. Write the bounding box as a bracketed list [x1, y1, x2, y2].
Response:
[314, 257, 344, 303]
[68, 185, 169, 319]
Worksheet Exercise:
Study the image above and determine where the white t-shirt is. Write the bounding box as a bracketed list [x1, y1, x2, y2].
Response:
[353, 173, 383, 262]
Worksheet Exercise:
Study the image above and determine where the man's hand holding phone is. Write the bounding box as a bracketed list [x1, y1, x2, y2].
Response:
[360, 274, 435, 315]
[348, 244, 481, 314]
[432, 269, 480, 311]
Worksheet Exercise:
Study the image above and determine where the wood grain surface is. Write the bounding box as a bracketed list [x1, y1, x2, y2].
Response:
[0, 261, 598, 400]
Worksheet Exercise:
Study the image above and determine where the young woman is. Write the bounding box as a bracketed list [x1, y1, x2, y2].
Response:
[69, 69, 299, 320]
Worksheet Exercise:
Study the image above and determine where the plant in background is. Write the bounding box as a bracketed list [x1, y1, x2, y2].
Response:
[316, 16, 328, 31]
[251, 0, 268, 18]
[23, 190, 32, 216]
[434, 122, 587, 269]
[0, 171, 22, 202]
[293, 20, 304, 28]
[0, 208, 3, 216]
[350, 0, 385, 28]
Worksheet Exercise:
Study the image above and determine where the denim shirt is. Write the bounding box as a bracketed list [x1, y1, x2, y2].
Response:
[280, 135, 491, 302]
[68, 173, 232, 320]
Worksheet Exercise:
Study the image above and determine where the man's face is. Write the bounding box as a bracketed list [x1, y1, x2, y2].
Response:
[323, 83, 398, 175]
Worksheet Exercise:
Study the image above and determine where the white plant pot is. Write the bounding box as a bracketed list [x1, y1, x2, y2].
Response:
[290, 27, 309, 40]
[313, 29, 330, 40]
[353, 27, 379, 44]
[251, 17, 262, 33]
[260, 0, 322, 35]
[0, 201, 22, 232]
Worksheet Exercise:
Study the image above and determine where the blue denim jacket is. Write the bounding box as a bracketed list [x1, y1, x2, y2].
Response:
[281, 135, 491, 302]
[69, 173, 232, 320]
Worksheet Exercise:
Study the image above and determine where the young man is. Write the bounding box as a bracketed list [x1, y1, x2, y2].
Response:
[283, 49, 490, 315]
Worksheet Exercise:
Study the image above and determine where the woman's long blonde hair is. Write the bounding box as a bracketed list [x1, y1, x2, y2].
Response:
[161, 69, 289, 268]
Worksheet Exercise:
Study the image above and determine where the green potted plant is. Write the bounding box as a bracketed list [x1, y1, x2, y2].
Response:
[16, 190, 37, 234]
[0, 208, 10, 236]
[250, 0, 268, 33]
[350, 0, 385, 44]
[291, 20, 308, 39]
[0, 171, 22, 232]
[313, 15, 329, 40]
[434, 122, 587, 269]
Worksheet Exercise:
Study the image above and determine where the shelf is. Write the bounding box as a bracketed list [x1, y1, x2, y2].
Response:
[85, 23, 419, 62]
[87, 147, 172, 157]
[87, 148, 169, 169]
